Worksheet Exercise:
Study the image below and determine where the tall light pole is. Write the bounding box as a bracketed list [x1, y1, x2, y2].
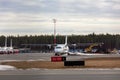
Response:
[53, 19, 56, 45]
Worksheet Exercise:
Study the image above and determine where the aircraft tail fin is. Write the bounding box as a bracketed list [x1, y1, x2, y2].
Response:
[5, 37, 7, 47]
[10, 39, 12, 47]
[65, 35, 67, 45]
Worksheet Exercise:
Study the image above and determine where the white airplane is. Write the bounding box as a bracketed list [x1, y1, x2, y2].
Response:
[7, 39, 14, 53]
[0, 37, 19, 54]
[54, 36, 69, 56]
[0, 37, 8, 53]
[54, 36, 82, 56]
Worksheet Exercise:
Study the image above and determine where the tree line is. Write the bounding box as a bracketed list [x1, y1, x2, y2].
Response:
[0, 33, 120, 50]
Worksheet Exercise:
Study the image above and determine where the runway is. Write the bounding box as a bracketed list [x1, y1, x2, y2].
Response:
[0, 53, 120, 62]
[0, 53, 54, 62]
[0, 69, 120, 80]
[0, 53, 120, 80]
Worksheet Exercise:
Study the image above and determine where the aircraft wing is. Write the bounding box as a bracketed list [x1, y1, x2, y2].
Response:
[21, 44, 56, 48]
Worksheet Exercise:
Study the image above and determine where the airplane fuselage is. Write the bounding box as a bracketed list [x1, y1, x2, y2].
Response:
[54, 44, 69, 56]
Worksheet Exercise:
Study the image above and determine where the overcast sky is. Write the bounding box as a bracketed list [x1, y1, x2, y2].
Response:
[0, 0, 120, 36]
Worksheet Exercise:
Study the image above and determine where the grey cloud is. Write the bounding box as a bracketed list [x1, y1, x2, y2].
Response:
[0, 27, 53, 33]
[0, 0, 119, 19]
[0, 0, 60, 13]
[59, 0, 120, 18]
[0, 0, 120, 35]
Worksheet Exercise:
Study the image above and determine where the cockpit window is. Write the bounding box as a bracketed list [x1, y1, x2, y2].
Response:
[56, 47, 62, 49]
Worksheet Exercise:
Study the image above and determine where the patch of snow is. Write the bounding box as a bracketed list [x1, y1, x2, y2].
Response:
[27, 59, 44, 61]
[0, 60, 23, 62]
[0, 65, 16, 70]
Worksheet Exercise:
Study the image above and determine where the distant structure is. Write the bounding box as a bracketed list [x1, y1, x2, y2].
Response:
[53, 19, 56, 45]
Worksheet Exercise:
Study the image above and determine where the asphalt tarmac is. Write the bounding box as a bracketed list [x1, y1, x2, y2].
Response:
[0, 53, 120, 62]
[0, 53, 120, 80]
[0, 53, 53, 62]
[0, 69, 120, 80]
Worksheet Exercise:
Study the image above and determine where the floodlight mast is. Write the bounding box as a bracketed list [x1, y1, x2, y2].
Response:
[53, 19, 56, 45]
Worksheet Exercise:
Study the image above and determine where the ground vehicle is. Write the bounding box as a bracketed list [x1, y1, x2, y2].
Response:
[84, 43, 100, 53]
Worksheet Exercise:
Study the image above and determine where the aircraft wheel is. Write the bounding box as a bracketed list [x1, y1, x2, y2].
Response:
[55, 53, 59, 56]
